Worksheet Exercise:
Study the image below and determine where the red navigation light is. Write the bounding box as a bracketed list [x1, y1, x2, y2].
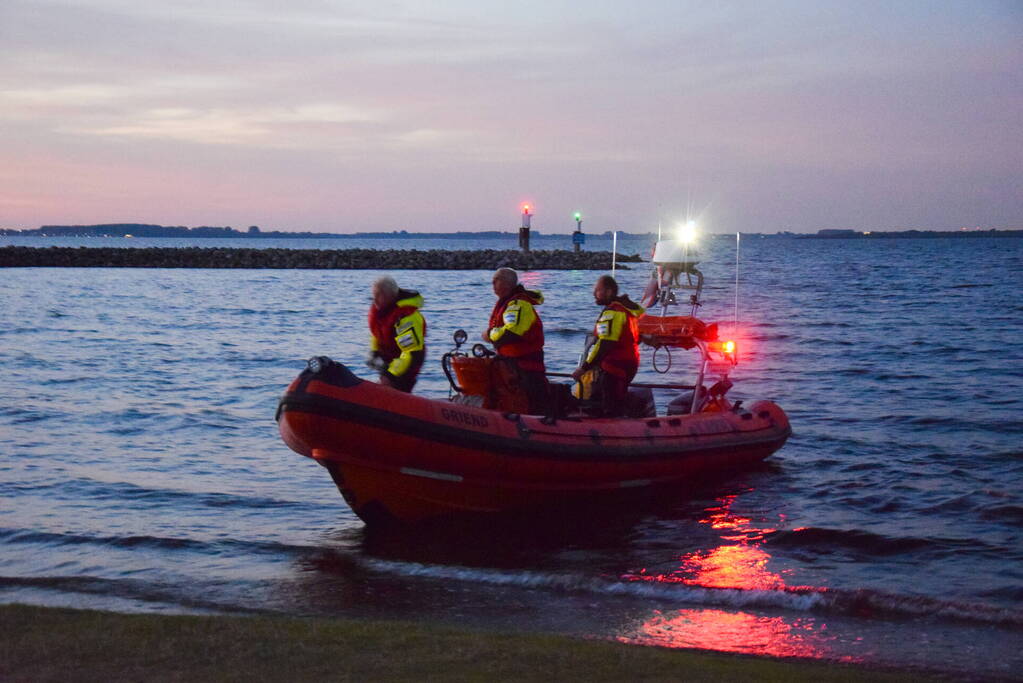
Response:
[708, 340, 736, 354]
[707, 340, 738, 364]
[522, 204, 531, 213]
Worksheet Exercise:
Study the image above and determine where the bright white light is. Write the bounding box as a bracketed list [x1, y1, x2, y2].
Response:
[676, 220, 697, 243]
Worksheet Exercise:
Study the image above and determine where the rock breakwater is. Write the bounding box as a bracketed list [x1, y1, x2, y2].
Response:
[0, 246, 644, 270]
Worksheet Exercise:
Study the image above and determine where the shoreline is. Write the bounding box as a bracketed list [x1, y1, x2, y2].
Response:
[0, 604, 933, 681]
[0, 246, 643, 270]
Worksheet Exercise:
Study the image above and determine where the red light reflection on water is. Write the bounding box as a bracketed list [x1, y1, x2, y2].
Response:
[626, 495, 783, 592]
[682, 543, 784, 591]
[516, 270, 554, 289]
[619, 609, 826, 659]
[620, 495, 851, 661]
[680, 497, 782, 591]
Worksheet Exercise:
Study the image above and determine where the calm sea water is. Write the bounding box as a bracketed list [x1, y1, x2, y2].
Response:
[2, 236, 1021, 678]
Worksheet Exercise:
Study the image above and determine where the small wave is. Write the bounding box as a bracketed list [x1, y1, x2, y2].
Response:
[2, 478, 313, 512]
[904, 415, 957, 426]
[0, 528, 210, 552]
[93, 407, 247, 435]
[989, 450, 1023, 461]
[2, 409, 58, 425]
[983, 398, 1022, 406]
[871, 372, 929, 380]
[357, 556, 825, 613]
[762, 527, 988, 558]
[979, 504, 1023, 526]
[814, 587, 1023, 627]
[544, 326, 587, 336]
[0, 407, 41, 419]
[977, 585, 1023, 602]
[39, 376, 96, 386]
[344, 555, 1023, 628]
[0, 575, 266, 615]
[838, 462, 880, 473]
[206, 307, 259, 315]
[871, 414, 1023, 434]
[918, 495, 980, 514]
[0, 528, 320, 558]
[949, 284, 993, 289]
[800, 321, 855, 329]
[834, 367, 871, 376]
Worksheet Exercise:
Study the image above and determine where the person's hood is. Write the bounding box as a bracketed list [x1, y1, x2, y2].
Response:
[376, 289, 423, 314]
[611, 294, 644, 317]
[395, 289, 424, 310]
[505, 284, 543, 306]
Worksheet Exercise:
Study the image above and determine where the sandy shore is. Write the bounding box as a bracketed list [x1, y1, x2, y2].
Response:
[0, 604, 936, 682]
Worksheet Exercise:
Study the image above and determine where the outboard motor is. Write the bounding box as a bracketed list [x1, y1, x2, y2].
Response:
[666, 386, 706, 415]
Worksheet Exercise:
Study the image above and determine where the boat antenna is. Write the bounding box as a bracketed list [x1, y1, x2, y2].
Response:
[611, 229, 617, 276]
[734, 232, 740, 325]
[686, 176, 693, 232]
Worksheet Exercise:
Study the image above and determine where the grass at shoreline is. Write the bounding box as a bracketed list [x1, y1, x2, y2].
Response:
[1, 603, 928, 682]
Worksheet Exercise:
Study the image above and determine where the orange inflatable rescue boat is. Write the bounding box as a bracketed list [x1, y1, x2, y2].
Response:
[277, 238, 790, 525]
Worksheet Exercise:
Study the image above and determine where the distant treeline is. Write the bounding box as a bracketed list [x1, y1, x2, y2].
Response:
[2, 224, 1019, 239]
[10, 224, 255, 237]
[799, 228, 1023, 239]
[0, 224, 648, 239]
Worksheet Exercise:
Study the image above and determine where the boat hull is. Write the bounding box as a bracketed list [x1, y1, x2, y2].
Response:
[277, 359, 790, 524]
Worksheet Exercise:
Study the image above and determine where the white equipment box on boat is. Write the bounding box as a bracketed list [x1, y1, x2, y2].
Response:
[652, 240, 699, 267]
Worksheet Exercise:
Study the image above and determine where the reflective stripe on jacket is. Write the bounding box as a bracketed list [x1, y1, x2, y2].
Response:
[488, 286, 545, 373]
[369, 290, 426, 378]
[585, 297, 644, 379]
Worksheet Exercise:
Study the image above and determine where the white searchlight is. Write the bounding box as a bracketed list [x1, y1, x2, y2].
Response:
[676, 220, 697, 244]
[653, 221, 700, 269]
[646, 221, 702, 314]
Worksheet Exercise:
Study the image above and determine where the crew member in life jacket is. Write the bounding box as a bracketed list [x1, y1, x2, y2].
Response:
[485, 267, 548, 413]
[571, 275, 645, 417]
[367, 276, 426, 393]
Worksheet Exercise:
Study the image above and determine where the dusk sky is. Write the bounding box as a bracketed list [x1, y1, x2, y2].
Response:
[2, 1, 1021, 234]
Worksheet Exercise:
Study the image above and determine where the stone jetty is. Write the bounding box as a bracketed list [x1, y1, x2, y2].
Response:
[0, 246, 643, 270]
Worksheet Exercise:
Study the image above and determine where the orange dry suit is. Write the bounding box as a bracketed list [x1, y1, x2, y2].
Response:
[585, 295, 644, 381]
[487, 285, 548, 413]
[368, 289, 426, 392]
[576, 295, 644, 416]
[487, 285, 546, 374]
